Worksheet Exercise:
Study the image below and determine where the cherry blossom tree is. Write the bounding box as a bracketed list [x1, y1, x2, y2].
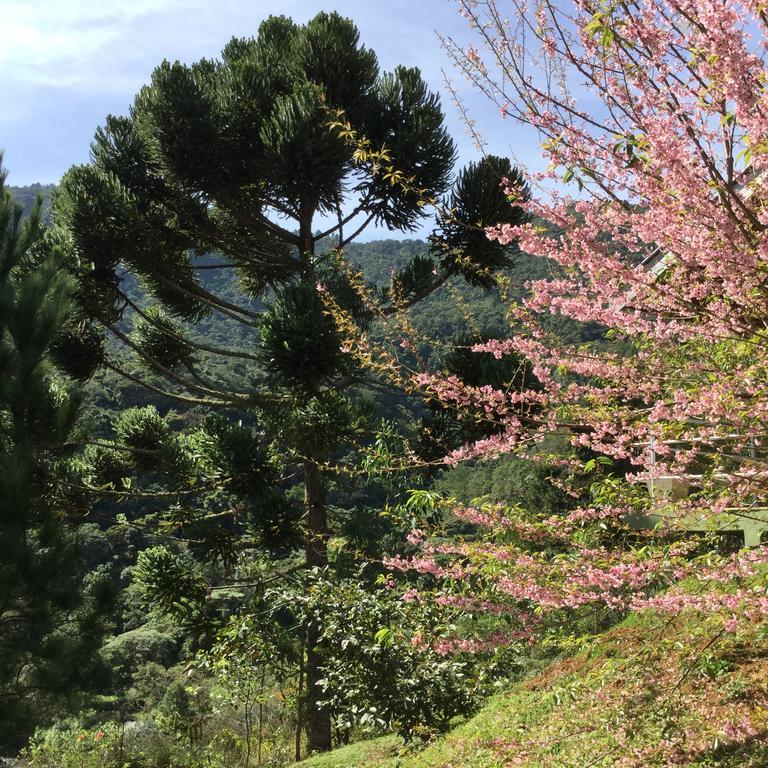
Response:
[362, 0, 768, 658]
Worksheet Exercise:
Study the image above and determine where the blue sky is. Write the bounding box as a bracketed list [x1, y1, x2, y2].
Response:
[0, 0, 542, 236]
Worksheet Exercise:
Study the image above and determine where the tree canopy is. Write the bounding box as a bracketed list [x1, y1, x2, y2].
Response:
[0, 156, 112, 751]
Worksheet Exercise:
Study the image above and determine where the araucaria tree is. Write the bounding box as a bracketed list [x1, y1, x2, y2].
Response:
[0, 155, 111, 752]
[54, 12, 529, 753]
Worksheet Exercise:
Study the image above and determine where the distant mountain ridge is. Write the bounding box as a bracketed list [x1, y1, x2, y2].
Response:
[7, 183, 55, 219]
[6, 183, 600, 347]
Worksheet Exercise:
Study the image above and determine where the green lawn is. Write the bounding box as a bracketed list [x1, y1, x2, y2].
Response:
[294, 735, 400, 768]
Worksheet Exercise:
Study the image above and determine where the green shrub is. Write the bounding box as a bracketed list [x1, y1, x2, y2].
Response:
[101, 627, 177, 686]
[308, 578, 504, 741]
[25, 721, 122, 768]
[25, 719, 231, 768]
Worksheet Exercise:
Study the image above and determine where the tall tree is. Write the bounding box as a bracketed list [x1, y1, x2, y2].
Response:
[54, 12, 529, 753]
[374, 3, 768, 759]
[0, 155, 111, 753]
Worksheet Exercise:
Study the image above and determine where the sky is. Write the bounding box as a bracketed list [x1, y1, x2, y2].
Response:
[0, 0, 543, 236]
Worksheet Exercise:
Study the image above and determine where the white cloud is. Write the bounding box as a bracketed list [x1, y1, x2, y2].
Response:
[0, 0, 192, 87]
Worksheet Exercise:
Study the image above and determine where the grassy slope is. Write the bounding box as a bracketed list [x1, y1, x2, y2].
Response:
[294, 611, 768, 768]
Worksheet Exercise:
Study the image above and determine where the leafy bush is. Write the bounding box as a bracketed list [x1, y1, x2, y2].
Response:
[25, 721, 114, 768]
[127, 661, 177, 711]
[25, 718, 234, 768]
[311, 578, 503, 741]
[155, 680, 211, 743]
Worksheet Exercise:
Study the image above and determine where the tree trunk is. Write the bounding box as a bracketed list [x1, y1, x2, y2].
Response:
[294, 641, 304, 762]
[303, 457, 332, 753]
[297, 209, 332, 754]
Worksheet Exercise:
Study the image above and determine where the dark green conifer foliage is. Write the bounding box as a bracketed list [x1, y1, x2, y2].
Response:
[0, 155, 112, 753]
[54, 12, 529, 754]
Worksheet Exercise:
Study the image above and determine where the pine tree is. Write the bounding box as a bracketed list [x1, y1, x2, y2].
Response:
[0, 155, 112, 753]
[54, 12, 529, 753]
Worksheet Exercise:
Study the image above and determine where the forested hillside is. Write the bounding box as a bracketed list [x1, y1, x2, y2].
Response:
[8, 183, 54, 219]
[7, 184, 598, 348]
[8, 183, 596, 430]
[5, 177, 599, 766]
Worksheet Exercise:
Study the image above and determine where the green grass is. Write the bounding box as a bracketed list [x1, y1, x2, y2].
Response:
[295, 735, 400, 768]
[292, 610, 768, 768]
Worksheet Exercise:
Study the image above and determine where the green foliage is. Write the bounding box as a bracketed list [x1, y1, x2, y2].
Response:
[259, 281, 349, 391]
[101, 628, 177, 687]
[433, 157, 530, 287]
[134, 546, 212, 631]
[387, 253, 438, 305]
[156, 680, 212, 744]
[0, 155, 114, 752]
[434, 452, 578, 517]
[25, 718, 231, 768]
[131, 306, 197, 371]
[50, 321, 105, 381]
[201, 415, 275, 497]
[312, 578, 487, 741]
[25, 721, 124, 768]
[267, 390, 368, 459]
[114, 405, 171, 471]
[364, 65, 455, 230]
[128, 661, 178, 711]
[344, 239, 424, 285]
[204, 611, 298, 766]
[84, 443, 131, 490]
[197, 415, 304, 550]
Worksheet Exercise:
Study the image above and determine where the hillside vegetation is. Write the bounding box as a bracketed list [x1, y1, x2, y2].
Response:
[294, 606, 768, 768]
[7, 183, 54, 219]
[12, 182, 762, 768]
